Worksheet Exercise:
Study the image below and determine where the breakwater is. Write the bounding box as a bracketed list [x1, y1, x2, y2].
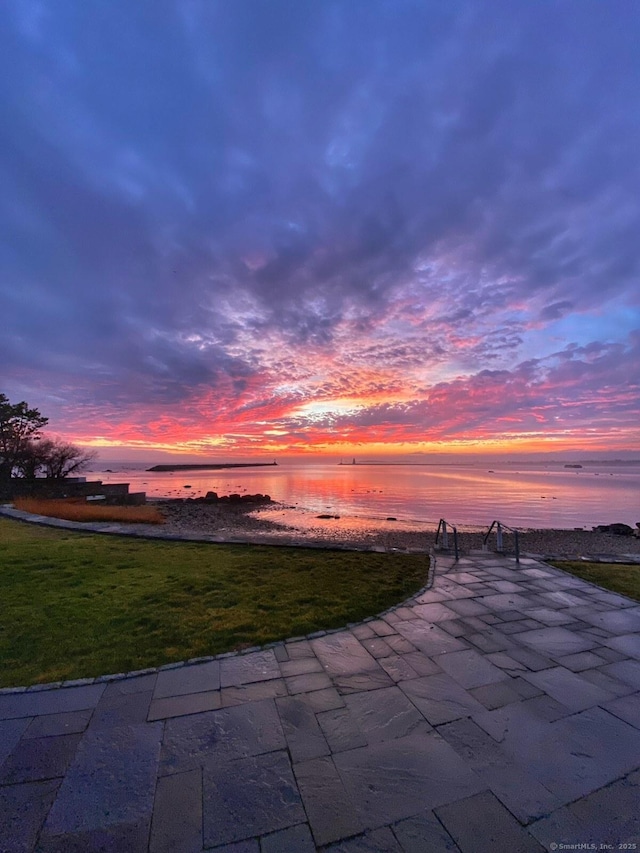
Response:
[146, 462, 277, 472]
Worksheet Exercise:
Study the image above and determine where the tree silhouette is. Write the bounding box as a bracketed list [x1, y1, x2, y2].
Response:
[0, 393, 48, 480]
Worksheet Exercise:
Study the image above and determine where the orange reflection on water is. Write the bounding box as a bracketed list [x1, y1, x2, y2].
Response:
[93, 461, 640, 529]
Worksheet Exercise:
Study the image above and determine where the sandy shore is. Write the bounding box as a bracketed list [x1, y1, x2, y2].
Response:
[155, 499, 640, 558]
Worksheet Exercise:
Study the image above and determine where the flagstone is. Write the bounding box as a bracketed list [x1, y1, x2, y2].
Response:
[160, 698, 285, 774]
[343, 686, 430, 743]
[394, 621, 470, 656]
[602, 693, 640, 729]
[391, 810, 461, 852]
[276, 696, 330, 762]
[220, 650, 280, 687]
[333, 731, 484, 827]
[604, 634, 640, 659]
[294, 756, 364, 847]
[41, 722, 162, 837]
[529, 770, 640, 848]
[521, 666, 616, 711]
[149, 769, 202, 853]
[432, 649, 508, 689]
[0, 733, 81, 785]
[475, 705, 640, 802]
[0, 718, 31, 766]
[579, 606, 640, 635]
[515, 626, 598, 657]
[316, 707, 368, 753]
[399, 673, 486, 725]
[0, 684, 105, 721]
[435, 790, 545, 853]
[599, 659, 640, 689]
[202, 751, 305, 848]
[260, 823, 316, 853]
[311, 632, 381, 676]
[0, 780, 60, 853]
[410, 602, 461, 622]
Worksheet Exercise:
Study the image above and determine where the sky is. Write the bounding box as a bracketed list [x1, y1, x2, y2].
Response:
[2, 0, 640, 462]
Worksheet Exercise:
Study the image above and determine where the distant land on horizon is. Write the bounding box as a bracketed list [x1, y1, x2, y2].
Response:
[90, 454, 640, 471]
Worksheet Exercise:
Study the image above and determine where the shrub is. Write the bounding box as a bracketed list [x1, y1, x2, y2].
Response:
[14, 498, 165, 525]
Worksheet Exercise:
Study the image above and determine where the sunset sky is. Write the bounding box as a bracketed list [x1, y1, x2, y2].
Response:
[2, 1, 639, 461]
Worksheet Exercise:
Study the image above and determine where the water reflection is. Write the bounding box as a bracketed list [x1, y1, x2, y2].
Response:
[91, 462, 639, 529]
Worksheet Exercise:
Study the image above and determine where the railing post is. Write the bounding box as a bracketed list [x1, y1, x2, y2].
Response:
[483, 519, 520, 564]
[436, 519, 458, 560]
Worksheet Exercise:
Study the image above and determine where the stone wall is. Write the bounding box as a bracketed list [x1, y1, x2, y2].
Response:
[0, 479, 145, 504]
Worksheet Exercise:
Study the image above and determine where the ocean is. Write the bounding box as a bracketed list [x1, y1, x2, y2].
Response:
[87, 460, 640, 532]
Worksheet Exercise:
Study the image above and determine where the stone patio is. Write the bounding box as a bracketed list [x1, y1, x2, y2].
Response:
[1, 552, 640, 851]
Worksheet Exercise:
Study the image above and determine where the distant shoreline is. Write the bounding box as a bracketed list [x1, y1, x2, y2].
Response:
[146, 462, 277, 472]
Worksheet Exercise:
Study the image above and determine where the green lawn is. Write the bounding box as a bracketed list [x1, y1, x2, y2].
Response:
[0, 518, 427, 687]
[549, 560, 640, 603]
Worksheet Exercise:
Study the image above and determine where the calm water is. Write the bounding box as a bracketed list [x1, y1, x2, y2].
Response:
[89, 461, 640, 531]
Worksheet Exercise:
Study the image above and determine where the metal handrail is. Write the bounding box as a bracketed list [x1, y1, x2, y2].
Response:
[483, 520, 520, 563]
[436, 518, 459, 561]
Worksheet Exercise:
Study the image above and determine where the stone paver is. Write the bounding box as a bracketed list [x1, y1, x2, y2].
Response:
[159, 698, 285, 774]
[391, 810, 461, 851]
[512, 625, 599, 657]
[435, 790, 545, 852]
[432, 648, 508, 689]
[436, 716, 562, 822]
[260, 822, 316, 852]
[276, 696, 331, 762]
[0, 733, 81, 785]
[529, 769, 640, 847]
[0, 718, 31, 766]
[202, 750, 305, 847]
[148, 769, 202, 853]
[520, 666, 617, 711]
[3, 550, 640, 851]
[399, 672, 487, 724]
[0, 780, 60, 853]
[39, 722, 162, 846]
[294, 756, 364, 846]
[153, 660, 220, 698]
[332, 730, 484, 827]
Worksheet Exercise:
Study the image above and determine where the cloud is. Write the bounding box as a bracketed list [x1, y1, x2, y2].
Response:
[1, 0, 639, 452]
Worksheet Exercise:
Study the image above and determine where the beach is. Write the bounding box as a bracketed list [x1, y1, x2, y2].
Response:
[155, 499, 640, 558]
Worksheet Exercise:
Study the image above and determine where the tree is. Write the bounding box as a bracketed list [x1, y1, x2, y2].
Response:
[0, 393, 48, 480]
[14, 438, 50, 479]
[1, 394, 96, 481]
[37, 438, 97, 479]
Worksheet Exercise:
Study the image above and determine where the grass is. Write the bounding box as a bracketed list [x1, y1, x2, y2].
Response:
[13, 497, 165, 524]
[0, 518, 427, 687]
[549, 560, 640, 603]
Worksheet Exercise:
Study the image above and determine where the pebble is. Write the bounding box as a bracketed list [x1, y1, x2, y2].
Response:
[152, 500, 640, 557]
